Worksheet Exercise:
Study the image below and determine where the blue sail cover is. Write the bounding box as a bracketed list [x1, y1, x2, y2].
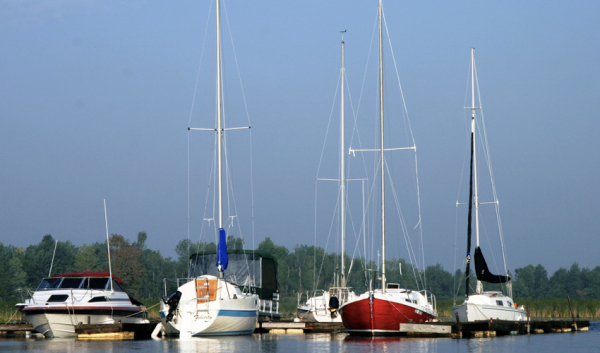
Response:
[216, 228, 229, 271]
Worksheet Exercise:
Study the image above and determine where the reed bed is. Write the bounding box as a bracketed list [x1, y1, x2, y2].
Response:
[0, 301, 22, 323]
[436, 298, 600, 320]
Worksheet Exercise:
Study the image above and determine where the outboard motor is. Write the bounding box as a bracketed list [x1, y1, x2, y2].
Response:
[329, 295, 340, 319]
[163, 291, 182, 322]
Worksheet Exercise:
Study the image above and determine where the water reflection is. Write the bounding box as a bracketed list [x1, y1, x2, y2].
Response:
[160, 335, 259, 353]
[257, 333, 347, 353]
[343, 335, 442, 353]
[0, 325, 598, 353]
[0, 337, 130, 353]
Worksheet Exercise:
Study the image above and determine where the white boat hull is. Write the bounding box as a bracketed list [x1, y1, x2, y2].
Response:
[161, 300, 258, 336]
[160, 275, 259, 337]
[452, 293, 526, 322]
[24, 309, 145, 338]
[297, 306, 341, 323]
[297, 288, 355, 323]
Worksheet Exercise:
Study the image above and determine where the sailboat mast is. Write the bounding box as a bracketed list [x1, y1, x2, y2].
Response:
[378, 0, 386, 294]
[104, 199, 114, 293]
[340, 33, 347, 288]
[470, 48, 482, 294]
[216, 0, 223, 231]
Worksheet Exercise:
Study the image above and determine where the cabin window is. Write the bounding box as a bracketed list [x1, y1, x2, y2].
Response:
[496, 300, 504, 306]
[87, 278, 110, 290]
[88, 296, 108, 302]
[37, 278, 62, 291]
[387, 283, 400, 289]
[508, 301, 513, 307]
[59, 278, 84, 289]
[47, 294, 69, 303]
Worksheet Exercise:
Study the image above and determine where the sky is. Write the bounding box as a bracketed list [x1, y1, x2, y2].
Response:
[1, 1, 599, 277]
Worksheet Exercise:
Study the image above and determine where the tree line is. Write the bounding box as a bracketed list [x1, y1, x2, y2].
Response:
[1, 233, 598, 313]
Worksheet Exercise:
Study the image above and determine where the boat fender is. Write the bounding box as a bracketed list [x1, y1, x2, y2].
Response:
[165, 291, 182, 322]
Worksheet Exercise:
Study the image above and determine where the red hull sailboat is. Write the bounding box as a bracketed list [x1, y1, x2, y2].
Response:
[341, 290, 437, 335]
[339, 0, 438, 335]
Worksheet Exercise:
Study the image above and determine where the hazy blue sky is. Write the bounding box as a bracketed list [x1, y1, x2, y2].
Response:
[1, 1, 599, 276]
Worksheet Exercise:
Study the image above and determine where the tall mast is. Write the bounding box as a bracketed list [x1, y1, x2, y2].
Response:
[340, 31, 347, 288]
[188, 0, 248, 275]
[378, 0, 386, 293]
[216, 0, 223, 231]
[104, 199, 114, 293]
[470, 48, 482, 294]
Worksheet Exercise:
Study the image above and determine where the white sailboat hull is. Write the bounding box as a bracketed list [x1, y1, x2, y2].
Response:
[452, 293, 526, 322]
[297, 288, 356, 323]
[297, 306, 341, 323]
[160, 275, 259, 337]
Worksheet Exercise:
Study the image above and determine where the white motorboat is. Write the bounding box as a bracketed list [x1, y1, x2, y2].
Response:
[17, 271, 148, 338]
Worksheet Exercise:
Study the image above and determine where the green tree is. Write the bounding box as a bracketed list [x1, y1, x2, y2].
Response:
[533, 264, 549, 298]
[258, 237, 289, 260]
[424, 264, 454, 300]
[22, 234, 56, 287]
[514, 265, 536, 298]
[0, 243, 14, 300]
[74, 242, 106, 272]
[548, 267, 569, 298]
[9, 247, 28, 292]
[133, 231, 148, 251]
[227, 235, 244, 250]
[109, 234, 146, 299]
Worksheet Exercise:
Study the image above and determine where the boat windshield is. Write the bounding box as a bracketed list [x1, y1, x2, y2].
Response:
[111, 279, 124, 292]
[59, 277, 85, 289]
[36, 277, 125, 292]
[85, 278, 110, 290]
[81, 278, 123, 291]
[36, 278, 62, 291]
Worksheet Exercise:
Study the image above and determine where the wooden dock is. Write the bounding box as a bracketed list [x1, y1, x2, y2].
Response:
[1, 319, 590, 338]
[0, 323, 34, 336]
[75, 322, 156, 340]
[453, 319, 589, 338]
[255, 319, 590, 337]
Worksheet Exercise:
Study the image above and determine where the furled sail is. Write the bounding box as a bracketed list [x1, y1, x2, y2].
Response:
[216, 228, 229, 271]
[474, 246, 510, 284]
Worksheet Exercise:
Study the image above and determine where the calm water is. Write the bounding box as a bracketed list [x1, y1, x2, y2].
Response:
[1, 322, 599, 353]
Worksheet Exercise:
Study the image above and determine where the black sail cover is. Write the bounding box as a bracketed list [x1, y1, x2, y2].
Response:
[474, 246, 510, 284]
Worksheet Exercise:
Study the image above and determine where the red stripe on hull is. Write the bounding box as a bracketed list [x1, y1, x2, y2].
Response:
[340, 297, 436, 335]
